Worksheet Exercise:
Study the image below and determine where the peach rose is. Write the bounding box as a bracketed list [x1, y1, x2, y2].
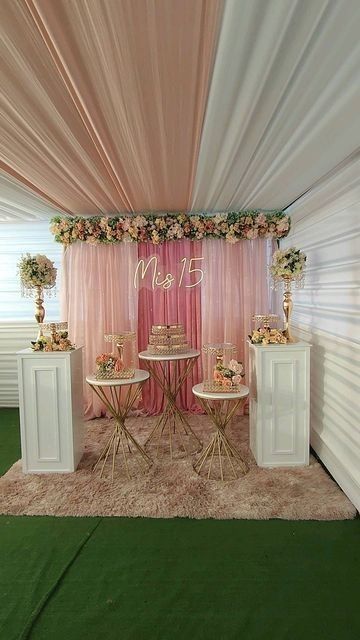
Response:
[213, 369, 223, 382]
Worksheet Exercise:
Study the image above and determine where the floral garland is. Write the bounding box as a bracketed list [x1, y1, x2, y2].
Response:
[50, 211, 290, 246]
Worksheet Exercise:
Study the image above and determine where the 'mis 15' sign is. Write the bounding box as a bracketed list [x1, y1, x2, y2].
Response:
[133, 256, 205, 290]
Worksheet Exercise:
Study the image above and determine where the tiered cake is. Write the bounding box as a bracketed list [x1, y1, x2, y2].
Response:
[147, 324, 190, 355]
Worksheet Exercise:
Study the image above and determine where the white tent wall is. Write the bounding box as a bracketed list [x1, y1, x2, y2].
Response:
[0, 222, 62, 406]
[281, 154, 360, 510]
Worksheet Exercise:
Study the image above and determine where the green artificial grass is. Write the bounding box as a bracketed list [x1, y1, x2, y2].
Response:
[0, 408, 359, 640]
[0, 408, 21, 475]
[0, 517, 359, 640]
[0, 516, 101, 640]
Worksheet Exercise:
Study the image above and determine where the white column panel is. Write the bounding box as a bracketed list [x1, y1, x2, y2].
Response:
[17, 348, 84, 473]
[249, 342, 310, 466]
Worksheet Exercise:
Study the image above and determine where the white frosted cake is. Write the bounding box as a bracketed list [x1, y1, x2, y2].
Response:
[147, 324, 190, 354]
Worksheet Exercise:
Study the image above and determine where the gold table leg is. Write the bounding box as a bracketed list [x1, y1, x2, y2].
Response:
[194, 396, 248, 480]
[143, 358, 202, 459]
[89, 382, 153, 480]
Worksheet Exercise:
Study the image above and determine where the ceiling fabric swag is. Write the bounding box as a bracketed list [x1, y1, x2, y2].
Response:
[191, 0, 360, 210]
[50, 211, 290, 245]
[0, 0, 223, 216]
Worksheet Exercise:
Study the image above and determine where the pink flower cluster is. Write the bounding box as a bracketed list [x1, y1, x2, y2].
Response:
[213, 358, 244, 388]
[95, 353, 123, 373]
[31, 332, 74, 352]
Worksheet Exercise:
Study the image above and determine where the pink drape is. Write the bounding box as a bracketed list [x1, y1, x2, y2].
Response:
[201, 238, 276, 390]
[1, 0, 223, 214]
[61, 242, 138, 418]
[137, 240, 203, 414]
[61, 238, 274, 418]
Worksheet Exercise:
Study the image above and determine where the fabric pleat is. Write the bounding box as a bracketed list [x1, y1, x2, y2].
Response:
[137, 239, 203, 414]
[61, 239, 276, 417]
[191, 0, 360, 210]
[61, 242, 138, 418]
[0, 0, 223, 215]
[200, 238, 278, 390]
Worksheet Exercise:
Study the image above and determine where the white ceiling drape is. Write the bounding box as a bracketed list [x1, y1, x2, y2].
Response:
[0, 0, 359, 221]
[191, 0, 360, 210]
[0, 171, 64, 222]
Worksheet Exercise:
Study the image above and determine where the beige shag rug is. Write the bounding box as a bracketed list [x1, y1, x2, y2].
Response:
[0, 415, 356, 520]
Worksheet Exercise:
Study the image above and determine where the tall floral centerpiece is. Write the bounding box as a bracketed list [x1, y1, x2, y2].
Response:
[18, 253, 57, 339]
[270, 247, 306, 343]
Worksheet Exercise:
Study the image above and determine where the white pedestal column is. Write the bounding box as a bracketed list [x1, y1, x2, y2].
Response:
[17, 347, 84, 473]
[249, 341, 311, 467]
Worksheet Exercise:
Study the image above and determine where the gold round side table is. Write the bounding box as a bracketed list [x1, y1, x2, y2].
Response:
[138, 349, 202, 459]
[192, 383, 249, 481]
[86, 369, 152, 480]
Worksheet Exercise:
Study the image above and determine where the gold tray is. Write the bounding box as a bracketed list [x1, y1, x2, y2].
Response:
[203, 381, 241, 393]
[151, 324, 184, 335]
[95, 368, 135, 380]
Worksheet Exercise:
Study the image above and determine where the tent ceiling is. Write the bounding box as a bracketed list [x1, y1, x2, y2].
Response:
[0, 0, 359, 222]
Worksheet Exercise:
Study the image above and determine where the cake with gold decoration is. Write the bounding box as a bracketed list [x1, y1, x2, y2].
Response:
[148, 324, 190, 354]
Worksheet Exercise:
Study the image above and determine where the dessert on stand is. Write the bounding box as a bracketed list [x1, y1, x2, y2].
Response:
[139, 324, 201, 459]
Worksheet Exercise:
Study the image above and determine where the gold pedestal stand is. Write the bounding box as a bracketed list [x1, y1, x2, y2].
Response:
[34, 286, 45, 340]
[139, 351, 202, 459]
[87, 372, 152, 480]
[282, 276, 296, 343]
[193, 386, 249, 481]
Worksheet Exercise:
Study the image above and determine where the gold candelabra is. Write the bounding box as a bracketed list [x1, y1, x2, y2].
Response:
[270, 247, 306, 344]
[34, 286, 45, 340]
[282, 277, 294, 342]
[31, 283, 55, 340]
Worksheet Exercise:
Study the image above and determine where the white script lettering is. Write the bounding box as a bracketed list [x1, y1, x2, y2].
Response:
[133, 256, 204, 290]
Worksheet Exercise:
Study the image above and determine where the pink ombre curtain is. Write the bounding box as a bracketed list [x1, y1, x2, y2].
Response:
[137, 240, 203, 414]
[61, 237, 274, 418]
[201, 238, 277, 390]
[61, 242, 138, 418]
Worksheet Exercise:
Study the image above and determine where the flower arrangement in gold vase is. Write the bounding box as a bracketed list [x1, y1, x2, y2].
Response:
[95, 332, 136, 379]
[18, 253, 57, 340]
[203, 343, 244, 393]
[95, 354, 124, 379]
[270, 246, 306, 343]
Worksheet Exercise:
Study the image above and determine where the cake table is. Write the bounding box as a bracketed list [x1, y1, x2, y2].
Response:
[138, 349, 202, 458]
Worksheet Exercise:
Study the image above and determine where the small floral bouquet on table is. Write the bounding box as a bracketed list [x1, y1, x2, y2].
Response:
[31, 331, 75, 352]
[95, 353, 124, 380]
[212, 359, 244, 392]
[18, 253, 57, 294]
[249, 328, 287, 345]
